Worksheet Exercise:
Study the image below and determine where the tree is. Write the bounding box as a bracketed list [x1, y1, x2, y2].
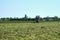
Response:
[53, 16, 58, 21]
[24, 14, 28, 21]
[46, 16, 50, 21]
[1, 18, 5, 21]
[35, 15, 40, 23]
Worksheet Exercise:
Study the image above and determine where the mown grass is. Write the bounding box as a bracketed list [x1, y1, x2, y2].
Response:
[0, 21, 60, 40]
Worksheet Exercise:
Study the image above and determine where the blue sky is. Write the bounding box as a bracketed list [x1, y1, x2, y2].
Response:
[0, 0, 60, 18]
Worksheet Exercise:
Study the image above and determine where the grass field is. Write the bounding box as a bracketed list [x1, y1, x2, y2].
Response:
[0, 22, 60, 40]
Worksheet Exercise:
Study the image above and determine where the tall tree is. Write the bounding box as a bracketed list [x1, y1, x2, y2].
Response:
[24, 14, 28, 21]
[35, 15, 40, 23]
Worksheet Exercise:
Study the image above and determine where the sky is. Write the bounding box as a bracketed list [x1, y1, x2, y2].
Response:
[0, 0, 60, 18]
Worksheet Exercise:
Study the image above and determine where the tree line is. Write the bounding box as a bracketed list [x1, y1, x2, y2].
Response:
[0, 14, 60, 23]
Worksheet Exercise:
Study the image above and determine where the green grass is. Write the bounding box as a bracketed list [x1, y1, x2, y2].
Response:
[0, 22, 60, 40]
